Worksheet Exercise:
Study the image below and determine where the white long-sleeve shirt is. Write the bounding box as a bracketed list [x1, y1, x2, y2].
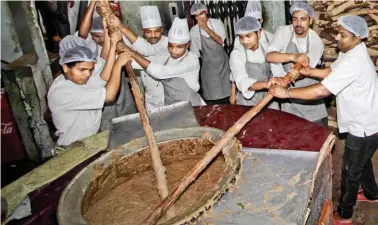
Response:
[268, 25, 324, 77]
[230, 40, 269, 99]
[189, 18, 226, 57]
[322, 43, 378, 137]
[146, 50, 201, 92]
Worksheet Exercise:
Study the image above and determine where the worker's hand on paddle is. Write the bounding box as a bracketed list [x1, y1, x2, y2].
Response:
[110, 29, 122, 45]
[107, 14, 121, 28]
[291, 53, 310, 67]
[298, 67, 313, 77]
[268, 77, 286, 88]
[269, 85, 289, 99]
[117, 52, 132, 65]
[289, 64, 305, 82]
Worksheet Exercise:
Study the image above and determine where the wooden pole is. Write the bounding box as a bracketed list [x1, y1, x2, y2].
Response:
[143, 63, 304, 225]
[96, 1, 172, 216]
[123, 63, 170, 201]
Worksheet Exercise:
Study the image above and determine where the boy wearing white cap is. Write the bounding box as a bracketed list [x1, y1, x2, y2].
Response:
[48, 33, 132, 146]
[107, 5, 168, 110]
[230, 0, 275, 104]
[269, 15, 378, 225]
[266, 2, 327, 127]
[78, 1, 137, 130]
[124, 18, 205, 107]
[229, 17, 278, 109]
[189, 3, 231, 104]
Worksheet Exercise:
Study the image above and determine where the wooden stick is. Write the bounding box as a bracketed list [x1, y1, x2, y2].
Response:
[96, 0, 172, 216]
[123, 63, 170, 200]
[316, 200, 331, 225]
[143, 63, 304, 225]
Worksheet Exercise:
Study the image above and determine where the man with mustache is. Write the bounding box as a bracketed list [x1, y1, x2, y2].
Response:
[266, 2, 327, 127]
[124, 18, 206, 107]
[270, 15, 378, 225]
[108, 5, 168, 110]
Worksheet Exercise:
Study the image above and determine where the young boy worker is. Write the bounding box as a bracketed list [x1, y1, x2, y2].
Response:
[78, 1, 137, 130]
[123, 18, 205, 106]
[48, 33, 132, 146]
[266, 2, 327, 127]
[189, 3, 231, 104]
[269, 15, 378, 225]
[229, 16, 278, 109]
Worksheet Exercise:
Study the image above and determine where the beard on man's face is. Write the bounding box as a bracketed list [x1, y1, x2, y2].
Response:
[294, 25, 305, 35]
[147, 37, 160, 44]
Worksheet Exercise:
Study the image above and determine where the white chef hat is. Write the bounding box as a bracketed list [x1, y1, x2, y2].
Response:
[168, 18, 190, 44]
[235, 16, 261, 35]
[90, 16, 104, 33]
[338, 15, 368, 39]
[244, 0, 262, 20]
[289, 2, 314, 18]
[190, 3, 207, 16]
[140, 5, 162, 29]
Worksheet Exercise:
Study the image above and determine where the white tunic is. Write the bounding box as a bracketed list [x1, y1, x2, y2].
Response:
[230, 41, 268, 99]
[268, 25, 324, 77]
[189, 18, 226, 57]
[322, 43, 378, 137]
[131, 36, 168, 110]
[146, 51, 201, 92]
[47, 69, 106, 146]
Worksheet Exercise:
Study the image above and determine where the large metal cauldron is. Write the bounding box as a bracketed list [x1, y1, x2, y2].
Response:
[57, 127, 242, 225]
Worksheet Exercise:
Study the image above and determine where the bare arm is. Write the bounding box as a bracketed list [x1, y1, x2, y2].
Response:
[79, 1, 96, 39]
[266, 52, 310, 68]
[99, 40, 117, 82]
[198, 20, 223, 45]
[104, 53, 131, 102]
[119, 23, 138, 44]
[106, 15, 138, 44]
[100, 18, 111, 59]
[203, 26, 223, 45]
[248, 81, 268, 91]
[126, 47, 151, 69]
[300, 67, 332, 80]
[269, 83, 331, 101]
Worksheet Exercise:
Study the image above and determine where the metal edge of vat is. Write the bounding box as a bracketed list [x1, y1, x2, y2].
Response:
[57, 127, 243, 225]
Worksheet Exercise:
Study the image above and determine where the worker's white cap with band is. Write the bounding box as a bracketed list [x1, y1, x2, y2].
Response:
[59, 46, 97, 66]
[59, 35, 87, 63]
[190, 3, 207, 15]
[235, 16, 261, 35]
[338, 15, 369, 39]
[168, 17, 190, 44]
[140, 5, 162, 29]
[90, 16, 104, 33]
[289, 2, 314, 18]
[244, 0, 262, 20]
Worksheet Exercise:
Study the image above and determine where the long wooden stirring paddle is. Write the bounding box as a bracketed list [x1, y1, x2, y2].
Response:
[143, 63, 304, 225]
